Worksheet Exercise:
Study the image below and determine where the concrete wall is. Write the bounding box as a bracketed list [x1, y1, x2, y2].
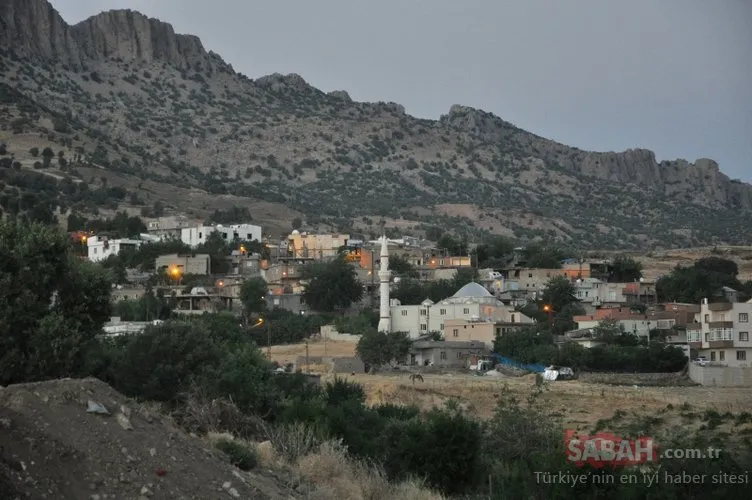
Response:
[688, 363, 752, 387]
[579, 371, 694, 386]
[331, 357, 365, 373]
[293, 355, 365, 374]
[320, 325, 361, 342]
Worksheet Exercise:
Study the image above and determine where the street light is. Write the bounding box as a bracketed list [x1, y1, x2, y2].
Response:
[167, 265, 182, 285]
[543, 304, 554, 330]
[248, 316, 272, 360]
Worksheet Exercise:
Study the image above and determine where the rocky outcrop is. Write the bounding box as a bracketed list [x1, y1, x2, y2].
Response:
[440, 104, 752, 210]
[0, 0, 84, 67]
[71, 10, 214, 71]
[0, 0, 227, 71]
[327, 90, 352, 101]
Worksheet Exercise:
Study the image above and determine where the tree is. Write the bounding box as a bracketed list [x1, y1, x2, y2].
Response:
[436, 234, 467, 256]
[473, 236, 514, 268]
[240, 277, 268, 316]
[608, 255, 643, 282]
[301, 256, 363, 312]
[522, 243, 564, 269]
[656, 257, 742, 303]
[389, 254, 419, 278]
[0, 218, 112, 385]
[356, 330, 410, 370]
[539, 276, 584, 334]
[291, 217, 302, 230]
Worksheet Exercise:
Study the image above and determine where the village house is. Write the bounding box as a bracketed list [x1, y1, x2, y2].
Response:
[87, 235, 141, 263]
[687, 298, 752, 368]
[181, 223, 262, 248]
[573, 307, 653, 338]
[443, 316, 529, 349]
[286, 231, 349, 259]
[154, 253, 211, 275]
[146, 215, 198, 239]
[407, 340, 490, 368]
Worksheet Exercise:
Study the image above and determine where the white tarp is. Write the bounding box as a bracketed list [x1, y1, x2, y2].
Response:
[543, 369, 559, 381]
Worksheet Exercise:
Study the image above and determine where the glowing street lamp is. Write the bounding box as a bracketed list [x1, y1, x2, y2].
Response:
[167, 265, 182, 285]
[543, 304, 553, 330]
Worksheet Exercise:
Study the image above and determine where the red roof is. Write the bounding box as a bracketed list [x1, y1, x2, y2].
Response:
[573, 307, 647, 322]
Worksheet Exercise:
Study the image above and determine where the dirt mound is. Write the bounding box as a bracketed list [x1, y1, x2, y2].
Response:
[0, 378, 294, 499]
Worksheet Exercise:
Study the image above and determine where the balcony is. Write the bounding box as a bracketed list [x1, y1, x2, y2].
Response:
[708, 302, 732, 312]
[708, 340, 734, 348]
[708, 321, 733, 329]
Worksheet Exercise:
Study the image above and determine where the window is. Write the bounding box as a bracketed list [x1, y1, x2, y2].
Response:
[440, 351, 447, 360]
[401, 310, 408, 316]
[463, 308, 469, 314]
[710, 351, 716, 361]
[704, 314, 710, 323]
[511, 314, 516, 323]
[457, 351, 463, 359]
[440, 308, 446, 315]
[420, 324, 427, 331]
[739, 313, 749, 323]
[740, 332, 749, 342]
[453, 329, 459, 337]
[420, 309, 427, 316]
[439, 324, 444, 331]
[719, 351, 725, 361]
[198, 232, 202, 238]
[528, 273, 533, 278]
[737, 351, 747, 361]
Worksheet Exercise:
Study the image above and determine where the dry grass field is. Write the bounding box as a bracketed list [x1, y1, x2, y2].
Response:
[271, 338, 752, 434]
[270, 339, 356, 367]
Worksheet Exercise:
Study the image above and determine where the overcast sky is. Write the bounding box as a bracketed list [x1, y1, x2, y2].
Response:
[53, 0, 752, 181]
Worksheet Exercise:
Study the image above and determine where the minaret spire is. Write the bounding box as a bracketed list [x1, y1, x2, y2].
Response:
[377, 234, 392, 333]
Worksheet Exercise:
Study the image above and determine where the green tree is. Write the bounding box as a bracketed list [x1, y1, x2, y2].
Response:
[389, 254, 419, 277]
[608, 255, 643, 282]
[539, 276, 584, 334]
[0, 218, 112, 385]
[522, 243, 564, 268]
[301, 256, 363, 312]
[473, 236, 514, 268]
[656, 257, 742, 303]
[356, 330, 411, 369]
[239, 277, 268, 316]
[291, 217, 302, 229]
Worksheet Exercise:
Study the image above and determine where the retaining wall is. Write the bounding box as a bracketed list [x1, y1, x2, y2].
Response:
[688, 364, 752, 387]
[578, 371, 694, 386]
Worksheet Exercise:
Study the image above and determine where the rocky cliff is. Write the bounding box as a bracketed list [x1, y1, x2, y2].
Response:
[0, 0, 227, 71]
[0, 0, 749, 248]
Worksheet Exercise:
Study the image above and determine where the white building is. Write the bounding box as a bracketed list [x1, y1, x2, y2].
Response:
[573, 278, 629, 306]
[181, 223, 262, 248]
[390, 282, 535, 339]
[687, 298, 752, 368]
[87, 235, 142, 262]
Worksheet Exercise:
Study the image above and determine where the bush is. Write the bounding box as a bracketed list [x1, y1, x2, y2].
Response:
[214, 438, 258, 470]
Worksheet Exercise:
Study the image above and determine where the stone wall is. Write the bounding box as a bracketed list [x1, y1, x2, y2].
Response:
[688, 364, 752, 387]
[293, 355, 366, 374]
[330, 357, 365, 374]
[320, 325, 361, 342]
[578, 371, 695, 386]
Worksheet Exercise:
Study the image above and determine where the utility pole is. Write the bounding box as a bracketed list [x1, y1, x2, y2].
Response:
[305, 339, 309, 374]
[267, 321, 272, 360]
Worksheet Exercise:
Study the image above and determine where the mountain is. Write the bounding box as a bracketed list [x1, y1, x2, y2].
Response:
[1, 0, 750, 248]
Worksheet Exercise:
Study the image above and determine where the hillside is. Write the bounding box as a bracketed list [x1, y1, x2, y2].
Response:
[1, 0, 750, 247]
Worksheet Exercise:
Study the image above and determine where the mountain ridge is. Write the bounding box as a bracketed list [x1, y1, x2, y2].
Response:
[0, 0, 750, 248]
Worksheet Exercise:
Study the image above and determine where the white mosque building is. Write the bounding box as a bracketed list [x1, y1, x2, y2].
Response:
[377, 235, 534, 340]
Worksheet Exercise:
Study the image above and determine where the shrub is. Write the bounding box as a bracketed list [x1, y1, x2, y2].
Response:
[214, 438, 258, 470]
